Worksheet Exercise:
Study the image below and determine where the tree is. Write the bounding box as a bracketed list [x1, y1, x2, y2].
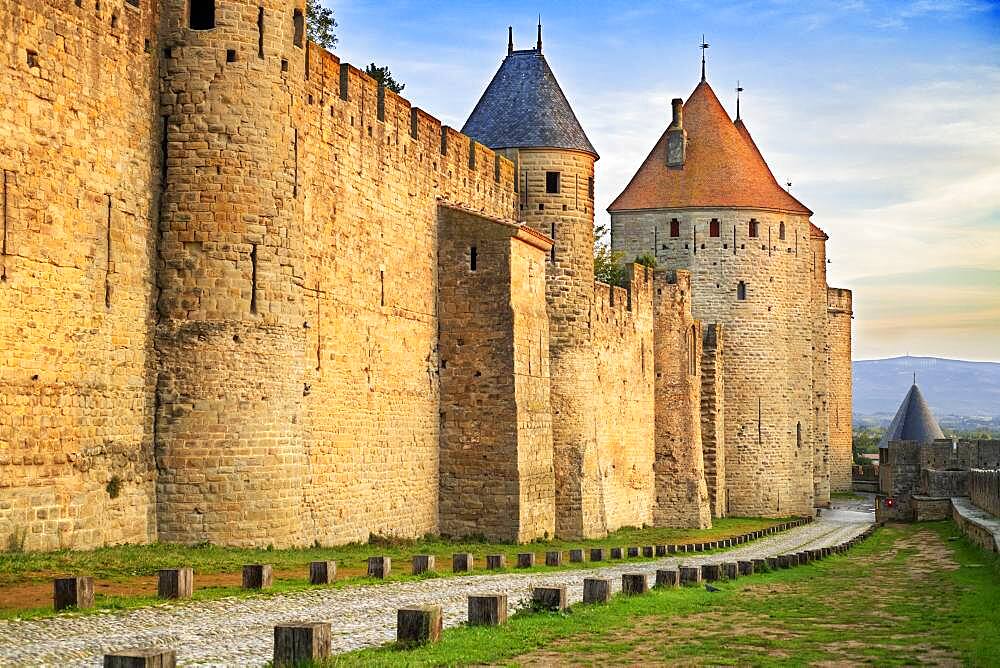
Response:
[593, 223, 626, 286]
[306, 0, 338, 50]
[365, 63, 405, 93]
[634, 252, 657, 269]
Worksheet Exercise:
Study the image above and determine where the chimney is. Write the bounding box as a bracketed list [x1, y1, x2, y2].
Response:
[666, 98, 686, 167]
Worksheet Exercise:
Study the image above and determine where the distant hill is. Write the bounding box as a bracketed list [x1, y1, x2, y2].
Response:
[853, 356, 1000, 424]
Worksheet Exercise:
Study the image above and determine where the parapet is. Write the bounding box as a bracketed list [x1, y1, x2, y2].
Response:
[593, 263, 653, 315]
[827, 287, 853, 315]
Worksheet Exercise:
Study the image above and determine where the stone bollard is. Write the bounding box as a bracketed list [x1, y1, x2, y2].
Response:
[821, 547, 831, 558]
[657, 545, 669, 556]
[811, 549, 823, 561]
[242, 565, 273, 590]
[568, 549, 584, 563]
[157, 568, 193, 599]
[309, 561, 336, 585]
[694, 543, 704, 553]
[610, 547, 624, 559]
[622, 573, 648, 595]
[532, 586, 567, 611]
[738, 560, 754, 576]
[411, 555, 435, 575]
[397, 605, 442, 646]
[796, 551, 810, 564]
[627, 547, 640, 558]
[517, 553, 536, 568]
[590, 548, 607, 562]
[274, 622, 331, 667]
[753, 558, 767, 572]
[701, 564, 721, 582]
[54, 576, 94, 611]
[452, 553, 473, 573]
[545, 551, 562, 567]
[777, 555, 791, 569]
[642, 546, 654, 558]
[788, 554, 800, 567]
[679, 566, 702, 586]
[722, 562, 739, 580]
[655, 569, 679, 588]
[367, 556, 391, 579]
[486, 554, 506, 570]
[103, 648, 176, 668]
[767, 556, 779, 570]
[583, 578, 612, 604]
[468, 594, 507, 626]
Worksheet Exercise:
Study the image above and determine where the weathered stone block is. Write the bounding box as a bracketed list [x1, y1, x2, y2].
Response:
[367, 557, 391, 579]
[273, 622, 331, 666]
[590, 548, 607, 562]
[642, 546, 654, 557]
[701, 564, 720, 581]
[452, 553, 473, 572]
[627, 547, 640, 558]
[532, 586, 567, 611]
[486, 554, 506, 570]
[583, 578, 612, 603]
[517, 553, 536, 568]
[610, 547, 624, 559]
[679, 566, 701, 585]
[54, 576, 94, 611]
[738, 560, 754, 576]
[622, 573, 648, 595]
[243, 564, 273, 590]
[655, 569, 679, 588]
[309, 561, 336, 585]
[468, 594, 507, 626]
[766, 556, 780, 570]
[103, 648, 176, 668]
[753, 558, 767, 572]
[545, 551, 562, 567]
[157, 568, 193, 599]
[397, 605, 442, 645]
[722, 562, 738, 580]
[568, 549, 584, 563]
[411, 555, 435, 575]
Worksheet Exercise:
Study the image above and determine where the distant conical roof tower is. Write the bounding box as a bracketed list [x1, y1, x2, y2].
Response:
[878, 382, 946, 448]
[461, 26, 598, 158]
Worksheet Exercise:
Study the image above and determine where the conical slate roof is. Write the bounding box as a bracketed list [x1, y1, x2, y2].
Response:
[462, 49, 598, 158]
[608, 81, 811, 214]
[878, 384, 946, 448]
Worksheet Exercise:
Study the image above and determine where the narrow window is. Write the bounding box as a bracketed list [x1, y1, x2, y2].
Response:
[587, 176, 594, 200]
[709, 218, 720, 237]
[689, 325, 697, 375]
[737, 281, 747, 301]
[257, 7, 264, 58]
[779, 221, 785, 240]
[2, 171, 10, 282]
[160, 115, 169, 188]
[226, 49, 236, 62]
[380, 270, 385, 306]
[545, 171, 560, 194]
[250, 244, 258, 313]
[550, 223, 556, 262]
[292, 8, 304, 48]
[104, 195, 112, 308]
[748, 219, 759, 238]
[670, 218, 680, 238]
[469, 246, 477, 271]
[189, 0, 215, 30]
[126, 0, 139, 6]
[797, 422, 802, 448]
[293, 128, 298, 197]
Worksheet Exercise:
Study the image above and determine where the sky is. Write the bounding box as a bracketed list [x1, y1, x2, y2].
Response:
[319, 0, 1000, 362]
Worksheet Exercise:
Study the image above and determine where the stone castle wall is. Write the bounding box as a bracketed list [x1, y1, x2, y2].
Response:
[810, 229, 830, 506]
[827, 287, 853, 492]
[612, 207, 818, 517]
[700, 323, 726, 517]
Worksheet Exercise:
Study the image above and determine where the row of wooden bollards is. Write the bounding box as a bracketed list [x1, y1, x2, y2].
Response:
[52, 518, 813, 612]
[100, 520, 867, 668]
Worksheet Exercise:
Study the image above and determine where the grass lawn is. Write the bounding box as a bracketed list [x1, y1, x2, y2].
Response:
[0, 517, 787, 620]
[330, 521, 1000, 666]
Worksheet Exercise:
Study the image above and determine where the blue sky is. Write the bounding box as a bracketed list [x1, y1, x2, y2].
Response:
[320, 0, 1000, 362]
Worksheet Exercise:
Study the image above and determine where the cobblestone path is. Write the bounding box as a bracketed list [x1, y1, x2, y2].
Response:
[0, 509, 872, 667]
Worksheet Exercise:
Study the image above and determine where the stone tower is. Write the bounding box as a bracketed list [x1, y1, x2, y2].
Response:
[463, 25, 605, 538]
[609, 76, 819, 517]
[154, 0, 309, 546]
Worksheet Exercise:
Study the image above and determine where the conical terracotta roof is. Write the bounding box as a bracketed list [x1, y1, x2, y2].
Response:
[878, 384, 946, 448]
[608, 81, 811, 215]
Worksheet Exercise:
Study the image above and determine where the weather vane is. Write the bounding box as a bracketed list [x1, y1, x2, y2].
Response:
[736, 80, 743, 120]
[700, 35, 710, 82]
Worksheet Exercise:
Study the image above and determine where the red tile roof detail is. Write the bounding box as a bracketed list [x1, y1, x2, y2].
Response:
[608, 81, 812, 215]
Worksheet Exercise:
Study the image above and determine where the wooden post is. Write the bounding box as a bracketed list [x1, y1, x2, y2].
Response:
[411, 555, 435, 575]
[655, 569, 678, 588]
[582, 578, 612, 604]
[517, 552, 536, 568]
[532, 586, 567, 611]
[397, 605, 442, 645]
[767, 556, 779, 570]
[309, 561, 336, 585]
[626, 547, 639, 558]
[738, 560, 754, 576]
[621, 573, 648, 595]
[452, 553, 473, 572]
[103, 648, 176, 668]
[485, 554, 506, 570]
[568, 549, 584, 563]
[367, 556, 391, 579]
[642, 546, 654, 558]
[544, 551, 562, 567]
[273, 622, 331, 667]
[242, 564, 273, 590]
[679, 566, 701, 585]
[589, 548, 607, 562]
[54, 576, 94, 611]
[752, 558, 767, 572]
[157, 568, 193, 599]
[610, 547, 623, 559]
[722, 562, 738, 580]
[701, 564, 720, 582]
[468, 594, 507, 626]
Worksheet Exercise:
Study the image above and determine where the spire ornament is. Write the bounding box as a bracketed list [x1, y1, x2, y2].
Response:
[700, 35, 710, 82]
[537, 16, 542, 52]
[736, 80, 743, 120]
[508, 26, 513, 55]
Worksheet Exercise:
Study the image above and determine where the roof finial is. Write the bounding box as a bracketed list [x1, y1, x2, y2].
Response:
[508, 26, 513, 55]
[537, 15, 542, 52]
[700, 34, 710, 82]
[913, 372, 917, 386]
[735, 80, 743, 120]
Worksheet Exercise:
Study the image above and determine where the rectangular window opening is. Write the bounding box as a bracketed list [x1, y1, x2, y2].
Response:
[709, 218, 720, 237]
[189, 0, 215, 30]
[670, 218, 680, 238]
[250, 244, 259, 314]
[470, 246, 477, 271]
[257, 7, 264, 58]
[545, 171, 560, 194]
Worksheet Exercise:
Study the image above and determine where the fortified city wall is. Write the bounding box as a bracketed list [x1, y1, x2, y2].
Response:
[810, 227, 831, 507]
[827, 287, 853, 492]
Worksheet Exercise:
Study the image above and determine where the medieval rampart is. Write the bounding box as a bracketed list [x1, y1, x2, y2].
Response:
[827, 286, 853, 492]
